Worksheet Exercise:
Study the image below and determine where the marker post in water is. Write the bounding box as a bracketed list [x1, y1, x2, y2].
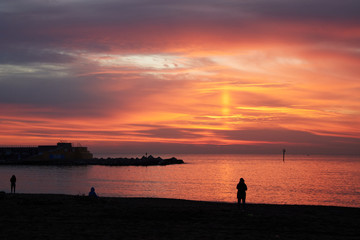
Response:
[282, 149, 286, 162]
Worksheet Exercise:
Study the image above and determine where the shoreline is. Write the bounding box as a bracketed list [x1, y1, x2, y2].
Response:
[1, 193, 359, 239]
[1, 192, 358, 209]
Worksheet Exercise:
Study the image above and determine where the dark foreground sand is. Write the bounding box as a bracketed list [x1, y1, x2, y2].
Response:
[0, 194, 359, 240]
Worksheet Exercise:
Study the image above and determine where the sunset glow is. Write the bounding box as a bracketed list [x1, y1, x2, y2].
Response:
[1, 0, 359, 154]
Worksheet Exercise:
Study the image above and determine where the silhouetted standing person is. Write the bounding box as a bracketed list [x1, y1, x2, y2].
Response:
[237, 178, 247, 209]
[10, 175, 16, 193]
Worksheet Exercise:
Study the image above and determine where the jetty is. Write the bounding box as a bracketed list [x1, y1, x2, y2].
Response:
[0, 142, 184, 166]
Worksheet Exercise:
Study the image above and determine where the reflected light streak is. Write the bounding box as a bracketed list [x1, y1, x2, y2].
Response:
[221, 90, 230, 116]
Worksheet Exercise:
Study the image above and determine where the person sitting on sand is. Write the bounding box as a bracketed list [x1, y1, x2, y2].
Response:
[236, 178, 247, 209]
[88, 187, 98, 198]
[10, 175, 16, 194]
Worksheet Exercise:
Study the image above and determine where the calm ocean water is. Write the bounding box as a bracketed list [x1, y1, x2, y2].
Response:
[0, 154, 359, 207]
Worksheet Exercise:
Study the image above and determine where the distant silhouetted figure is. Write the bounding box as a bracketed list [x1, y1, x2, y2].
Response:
[10, 175, 16, 193]
[88, 187, 98, 198]
[236, 178, 247, 209]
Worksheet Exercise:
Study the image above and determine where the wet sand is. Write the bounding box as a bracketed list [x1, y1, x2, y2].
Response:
[0, 193, 359, 239]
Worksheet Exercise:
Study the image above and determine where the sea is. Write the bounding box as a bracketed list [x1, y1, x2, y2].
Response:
[0, 154, 359, 208]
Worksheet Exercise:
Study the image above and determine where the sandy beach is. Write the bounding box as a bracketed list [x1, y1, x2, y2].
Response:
[0, 193, 359, 240]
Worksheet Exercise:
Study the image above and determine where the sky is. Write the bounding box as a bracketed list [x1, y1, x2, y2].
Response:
[1, 0, 360, 155]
